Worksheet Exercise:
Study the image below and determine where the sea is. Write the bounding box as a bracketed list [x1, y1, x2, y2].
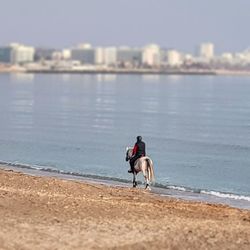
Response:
[0, 73, 250, 209]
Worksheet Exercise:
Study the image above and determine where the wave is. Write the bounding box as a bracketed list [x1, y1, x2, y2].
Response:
[200, 190, 250, 202]
[0, 160, 132, 184]
[155, 183, 250, 202]
[1, 160, 250, 203]
[157, 184, 250, 202]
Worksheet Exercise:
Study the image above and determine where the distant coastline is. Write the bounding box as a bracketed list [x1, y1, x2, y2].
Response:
[1, 65, 250, 76]
[25, 68, 217, 76]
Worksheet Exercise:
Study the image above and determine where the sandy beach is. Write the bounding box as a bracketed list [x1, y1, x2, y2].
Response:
[0, 168, 249, 250]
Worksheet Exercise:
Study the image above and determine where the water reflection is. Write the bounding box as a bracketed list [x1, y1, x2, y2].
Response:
[96, 74, 117, 82]
[142, 74, 159, 81]
[61, 74, 71, 82]
[92, 80, 117, 132]
[168, 75, 182, 82]
[11, 73, 34, 82]
[9, 85, 34, 133]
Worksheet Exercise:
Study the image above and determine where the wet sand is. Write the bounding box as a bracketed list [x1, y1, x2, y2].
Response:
[0, 169, 250, 250]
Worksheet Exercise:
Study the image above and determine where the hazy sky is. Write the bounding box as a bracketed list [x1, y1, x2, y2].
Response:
[1, 0, 250, 54]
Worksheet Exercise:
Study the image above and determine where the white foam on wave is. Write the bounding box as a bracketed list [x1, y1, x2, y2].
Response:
[165, 184, 250, 203]
[0, 160, 58, 172]
[201, 190, 250, 202]
[168, 185, 187, 192]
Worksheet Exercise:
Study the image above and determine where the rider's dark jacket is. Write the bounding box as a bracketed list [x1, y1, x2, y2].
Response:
[132, 141, 146, 157]
[130, 140, 146, 169]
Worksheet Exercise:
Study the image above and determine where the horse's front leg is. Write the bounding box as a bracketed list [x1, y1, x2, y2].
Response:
[133, 173, 137, 188]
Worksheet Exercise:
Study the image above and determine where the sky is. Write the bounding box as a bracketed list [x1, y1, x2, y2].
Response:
[1, 0, 250, 54]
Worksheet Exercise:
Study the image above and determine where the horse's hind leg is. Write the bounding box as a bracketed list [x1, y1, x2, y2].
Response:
[133, 181, 136, 188]
[145, 177, 151, 190]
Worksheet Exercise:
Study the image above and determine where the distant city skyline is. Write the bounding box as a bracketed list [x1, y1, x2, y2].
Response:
[1, 1, 250, 53]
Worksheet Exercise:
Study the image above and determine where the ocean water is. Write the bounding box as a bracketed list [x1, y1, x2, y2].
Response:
[0, 73, 250, 207]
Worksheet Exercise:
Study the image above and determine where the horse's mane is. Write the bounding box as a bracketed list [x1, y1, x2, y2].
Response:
[126, 146, 133, 151]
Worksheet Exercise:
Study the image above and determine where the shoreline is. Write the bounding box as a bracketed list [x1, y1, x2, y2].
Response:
[1, 67, 250, 76]
[0, 168, 250, 249]
[1, 163, 250, 211]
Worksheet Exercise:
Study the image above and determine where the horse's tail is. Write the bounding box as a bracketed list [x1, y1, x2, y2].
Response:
[146, 158, 155, 184]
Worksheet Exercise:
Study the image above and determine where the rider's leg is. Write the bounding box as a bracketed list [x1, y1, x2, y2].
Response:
[128, 155, 139, 173]
[128, 158, 135, 173]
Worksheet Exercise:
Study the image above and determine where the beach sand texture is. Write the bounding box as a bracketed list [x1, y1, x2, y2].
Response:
[0, 169, 250, 250]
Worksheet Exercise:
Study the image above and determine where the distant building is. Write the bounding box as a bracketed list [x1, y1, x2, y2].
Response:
[71, 44, 95, 64]
[167, 50, 182, 66]
[0, 47, 12, 63]
[159, 49, 168, 65]
[12, 44, 35, 64]
[0, 44, 35, 64]
[1, 44, 34, 64]
[199, 43, 214, 59]
[221, 53, 233, 62]
[62, 49, 71, 60]
[117, 47, 142, 66]
[95, 47, 105, 65]
[242, 49, 250, 63]
[52, 51, 63, 61]
[183, 54, 194, 66]
[104, 47, 117, 66]
[34, 48, 56, 61]
[142, 44, 160, 66]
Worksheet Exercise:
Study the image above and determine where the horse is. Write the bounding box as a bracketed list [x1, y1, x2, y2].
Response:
[125, 147, 155, 190]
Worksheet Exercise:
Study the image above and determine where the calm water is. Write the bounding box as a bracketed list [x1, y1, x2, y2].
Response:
[0, 73, 250, 202]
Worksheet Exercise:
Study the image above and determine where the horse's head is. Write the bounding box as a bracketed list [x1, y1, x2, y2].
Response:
[125, 147, 133, 161]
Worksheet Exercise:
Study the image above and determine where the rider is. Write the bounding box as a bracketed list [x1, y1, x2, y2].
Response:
[128, 136, 146, 173]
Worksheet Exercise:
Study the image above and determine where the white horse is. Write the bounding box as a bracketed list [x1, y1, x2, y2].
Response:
[125, 147, 155, 190]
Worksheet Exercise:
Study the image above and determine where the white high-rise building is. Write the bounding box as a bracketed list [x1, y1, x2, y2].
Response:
[95, 47, 105, 65]
[104, 47, 117, 65]
[167, 50, 182, 66]
[10, 43, 35, 64]
[142, 44, 160, 66]
[62, 49, 71, 60]
[199, 43, 214, 59]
